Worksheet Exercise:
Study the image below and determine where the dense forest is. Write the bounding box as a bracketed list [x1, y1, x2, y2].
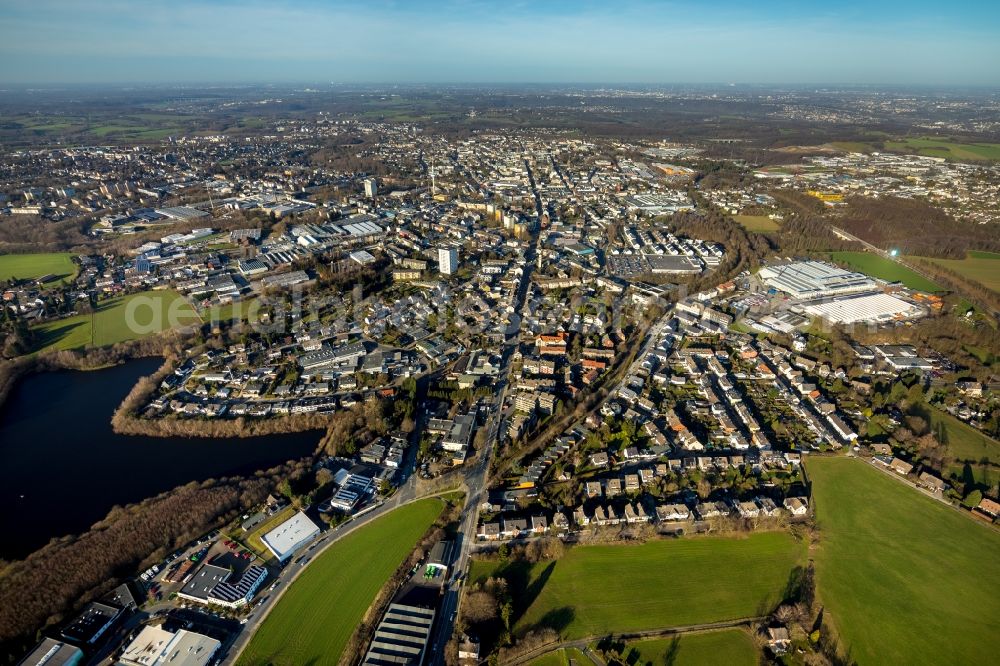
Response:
[835, 196, 1000, 259]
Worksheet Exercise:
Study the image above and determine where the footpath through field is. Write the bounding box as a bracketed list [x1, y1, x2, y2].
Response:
[503, 617, 766, 666]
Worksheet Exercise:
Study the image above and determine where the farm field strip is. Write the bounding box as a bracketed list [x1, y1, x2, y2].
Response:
[236, 498, 445, 666]
[884, 137, 1000, 161]
[828, 251, 942, 292]
[920, 250, 1000, 293]
[623, 628, 759, 666]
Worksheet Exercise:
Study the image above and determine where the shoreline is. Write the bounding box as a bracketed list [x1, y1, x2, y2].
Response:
[108, 356, 338, 440]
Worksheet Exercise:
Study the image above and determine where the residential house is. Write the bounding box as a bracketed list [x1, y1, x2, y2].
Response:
[889, 457, 914, 476]
[655, 504, 691, 522]
[477, 522, 501, 540]
[783, 497, 808, 516]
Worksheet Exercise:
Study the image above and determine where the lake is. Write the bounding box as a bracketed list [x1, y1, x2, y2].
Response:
[0, 357, 320, 560]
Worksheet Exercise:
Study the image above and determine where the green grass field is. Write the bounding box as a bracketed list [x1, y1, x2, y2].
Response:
[623, 629, 758, 666]
[884, 137, 1000, 162]
[828, 251, 942, 292]
[31, 290, 200, 352]
[921, 250, 1000, 293]
[928, 405, 1000, 464]
[0, 252, 77, 283]
[733, 214, 780, 233]
[808, 457, 1000, 665]
[237, 499, 445, 666]
[471, 532, 803, 640]
[925, 405, 1000, 492]
[527, 647, 589, 666]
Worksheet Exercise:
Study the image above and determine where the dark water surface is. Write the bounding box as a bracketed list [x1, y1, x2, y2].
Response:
[0, 357, 319, 559]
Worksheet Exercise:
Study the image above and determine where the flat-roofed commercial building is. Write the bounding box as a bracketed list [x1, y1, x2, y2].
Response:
[259, 269, 312, 290]
[261, 511, 321, 562]
[758, 261, 875, 299]
[59, 602, 123, 646]
[801, 292, 921, 324]
[178, 562, 268, 608]
[17, 638, 83, 666]
[361, 603, 436, 666]
[119, 626, 219, 666]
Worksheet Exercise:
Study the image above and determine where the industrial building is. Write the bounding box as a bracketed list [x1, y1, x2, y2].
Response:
[361, 603, 436, 666]
[329, 472, 376, 512]
[758, 261, 875, 299]
[800, 292, 922, 324]
[260, 511, 321, 562]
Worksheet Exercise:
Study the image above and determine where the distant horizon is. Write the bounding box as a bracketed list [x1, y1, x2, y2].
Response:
[1, 1, 998, 86]
[1, 82, 999, 92]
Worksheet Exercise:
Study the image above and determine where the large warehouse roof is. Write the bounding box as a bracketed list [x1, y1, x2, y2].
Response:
[801, 292, 919, 324]
[261, 511, 320, 562]
[759, 261, 875, 299]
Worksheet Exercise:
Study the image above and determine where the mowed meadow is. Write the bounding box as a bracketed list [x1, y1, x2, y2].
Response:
[0, 252, 77, 283]
[472, 531, 804, 640]
[828, 251, 941, 292]
[31, 290, 200, 352]
[624, 629, 759, 666]
[922, 250, 1000, 293]
[808, 457, 1000, 665]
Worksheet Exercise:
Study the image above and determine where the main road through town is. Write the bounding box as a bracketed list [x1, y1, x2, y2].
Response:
[226, 161, 540, 665]
[426, 157, 542, 661]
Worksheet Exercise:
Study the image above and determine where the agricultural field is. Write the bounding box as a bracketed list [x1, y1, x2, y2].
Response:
[622, 629, 758, 666]
[828, 251, 942, 292]
[236, 498, 445, 666]
[808, 457, 1000, 665]
[470, 531, 803, 640]
[733, 214, 780, 233]
[884, 137, 1000, 161]
[0, 252, 77, 283]
[30, 290, 200, 352]
[0, 111, 193, 143]
[828, 141, 879, 153]
[921, 250, 1000, 293]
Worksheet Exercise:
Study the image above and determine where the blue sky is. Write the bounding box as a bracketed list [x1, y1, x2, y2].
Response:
[0, 0, 998, 85]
